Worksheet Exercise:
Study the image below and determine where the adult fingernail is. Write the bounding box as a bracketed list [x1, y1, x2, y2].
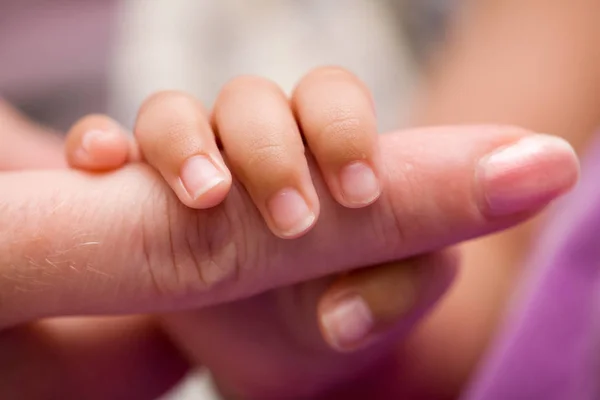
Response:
[479, 135, 579, 216]
[339, 161, 381, 207]
[267, 188, 316, 238]
[180, 155, 226, 200]
[320, 295, 375, 352]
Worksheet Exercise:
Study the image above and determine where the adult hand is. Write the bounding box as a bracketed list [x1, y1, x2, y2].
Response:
[0, 122, 578, 397]
[155, 127, 578, 399]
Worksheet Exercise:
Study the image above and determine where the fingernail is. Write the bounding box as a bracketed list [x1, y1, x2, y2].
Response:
[321, 295, 374, 352]
[81, 130, 103, 153]
[75, 129, 123, 162]
[267, 188, 316, 238]
[180, 155, 226, 200]
[480, 135, 579, 216]
[339, 161, 381, 206]
[80, 129, 120, 152]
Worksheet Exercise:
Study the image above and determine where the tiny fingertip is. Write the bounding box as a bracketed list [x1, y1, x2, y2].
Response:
[338, 161, 381, 208]
[179, 154, 231, 209]
[72, 129, 130, 170]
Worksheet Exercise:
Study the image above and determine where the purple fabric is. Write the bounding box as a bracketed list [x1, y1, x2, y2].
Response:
[465, 136, 600, 399]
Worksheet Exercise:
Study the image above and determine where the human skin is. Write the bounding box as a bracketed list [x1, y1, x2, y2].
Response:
[4, 2, 596, 391]
[401, 0, 600, 397]
[2, 1, 595, 392]
[64, 70, 449, 361]
[136, 2, 600, 395]
[61, 67, 582, 397]
[0, 96, 578, 400]
[1, 125, 573, 325]
[109, 3, 600, 394]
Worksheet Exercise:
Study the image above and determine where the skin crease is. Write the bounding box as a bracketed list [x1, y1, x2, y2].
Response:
[1, 127, 555, 325]
[145, 2, 600, 395]
[0, 110, 579, 399]
[0, 104, 189, 400]
[2, 1, 598, 396]
[155, 131, 578, 397]
[59, 74, 577, 397]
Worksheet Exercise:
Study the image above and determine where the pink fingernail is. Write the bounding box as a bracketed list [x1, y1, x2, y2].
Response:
[320, 295, 374, 351]
[267, 188, 315, 238]
[180, 155, 226, 200]
[339, 162, 381, 207]
[81, 129, 121, 151]
[81, 130, 104, 153]
[480, 135, 579, 216]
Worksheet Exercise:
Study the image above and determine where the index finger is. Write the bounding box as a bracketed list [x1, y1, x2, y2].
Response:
[0, 126, 578, 327]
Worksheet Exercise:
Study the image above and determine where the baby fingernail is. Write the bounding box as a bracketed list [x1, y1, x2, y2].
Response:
[320, 295, 375, 352]
[180, 155, 226, 200]
[480, 135, 579, 216]
[339, 161, 381, 207]
[80, 129, 120, 151]
[267, 188, 316, 238]
[81, 130, 104, 153]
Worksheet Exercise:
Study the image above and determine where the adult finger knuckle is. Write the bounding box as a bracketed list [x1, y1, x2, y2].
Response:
[137, 184, 258, 302]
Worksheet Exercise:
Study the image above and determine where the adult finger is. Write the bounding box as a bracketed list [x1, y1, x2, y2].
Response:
[0, 126, 578, 327]
[160, 251, 457, 399]
[318, 251, 457, 352]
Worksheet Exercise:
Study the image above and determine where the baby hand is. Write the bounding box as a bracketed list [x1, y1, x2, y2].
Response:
[64, 68, 432, 357]
[65, 67, 381, 239]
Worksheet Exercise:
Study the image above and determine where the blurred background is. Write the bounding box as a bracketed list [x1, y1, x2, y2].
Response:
[1, 0, 454, 133]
